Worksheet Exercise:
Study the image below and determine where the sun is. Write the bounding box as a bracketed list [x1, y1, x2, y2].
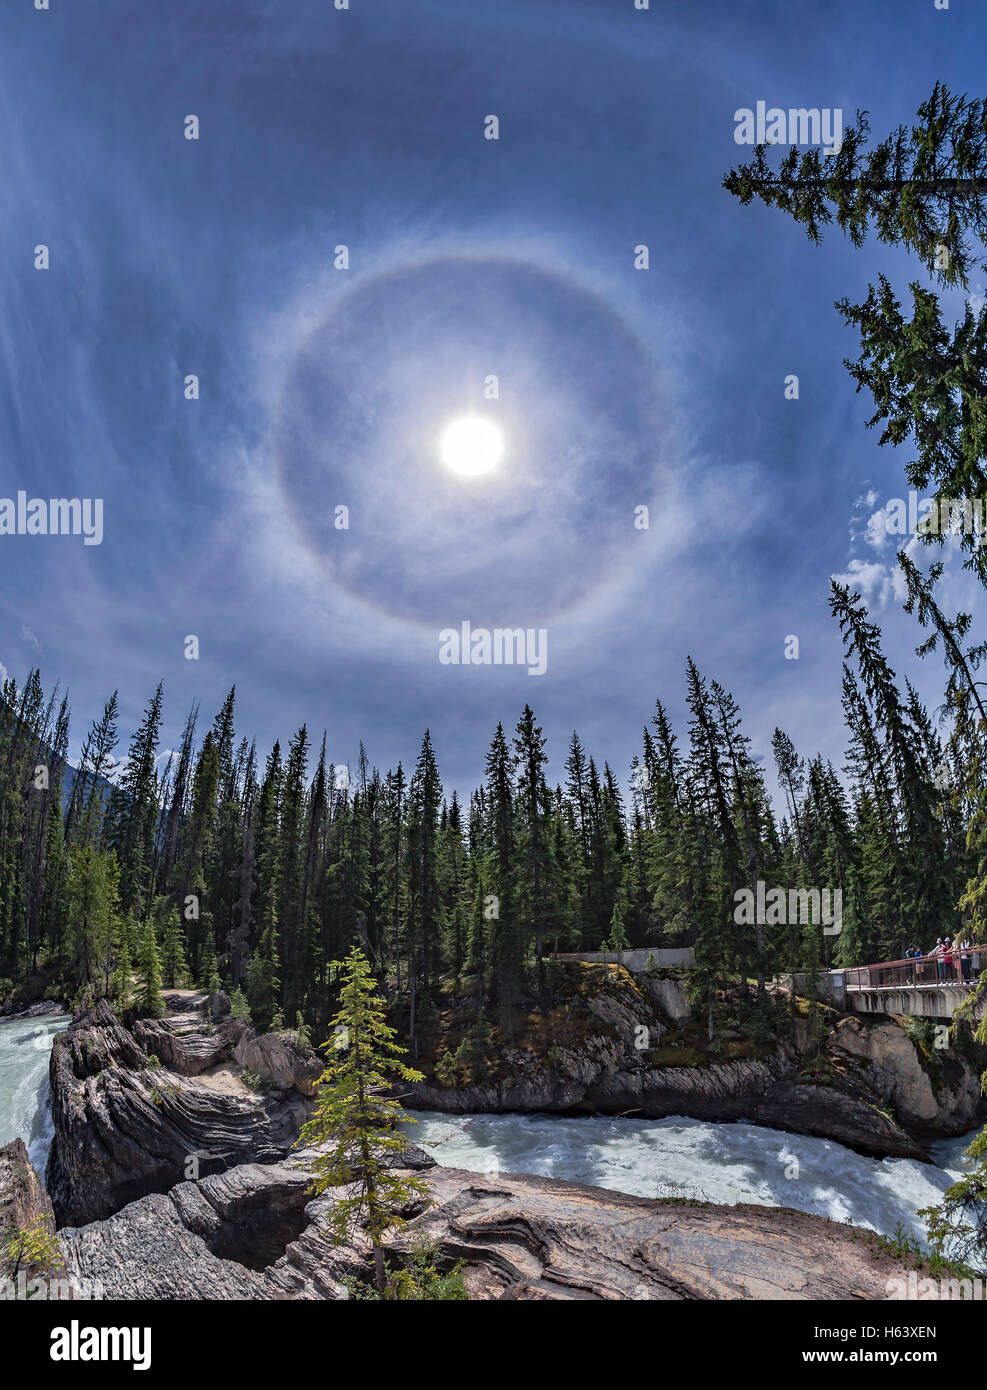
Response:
[439, 416, 504, 477]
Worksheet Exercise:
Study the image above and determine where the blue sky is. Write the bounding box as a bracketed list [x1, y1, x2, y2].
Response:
[1, 0, 985, 801]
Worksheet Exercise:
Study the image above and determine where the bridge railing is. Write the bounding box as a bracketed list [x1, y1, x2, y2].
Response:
[844, 949, 982, 992]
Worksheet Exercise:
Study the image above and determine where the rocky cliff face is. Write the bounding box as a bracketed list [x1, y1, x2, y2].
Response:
[0, 1137, 69, 1290]
[133, 1011, 249, 1075]
[45, 997, 317, 1227]
[407, 970, 985, 1159]
[56, 1148, 926, 1301]
[233, 1029, 323, 1096]
[827, 1015, 982, 1134]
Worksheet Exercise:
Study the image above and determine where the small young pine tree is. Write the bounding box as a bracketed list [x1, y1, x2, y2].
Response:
[456, 1012, 494, 1084]
[135, 918, 165, 1019]
[603, 899, 629, 977]
[230, 986, 251, 1021]
[435, 1048, 461, 1089]
[197, 928, 218, 992]
[246, 926, 280, 1032]
[295, 947, 429, 1290]
[112, 914, 135, 1011]
[160, 914, 188, 989]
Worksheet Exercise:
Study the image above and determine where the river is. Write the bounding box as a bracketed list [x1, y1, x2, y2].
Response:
[0, 1012, 978, 1255]
[0, 1011, 71, 1176]
[407, 1110, 977, 1252]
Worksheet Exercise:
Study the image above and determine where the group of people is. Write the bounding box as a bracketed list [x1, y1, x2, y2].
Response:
[903, 937, 980, 984]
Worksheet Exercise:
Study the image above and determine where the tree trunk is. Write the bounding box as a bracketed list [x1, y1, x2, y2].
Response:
[754, 176, 986, 197]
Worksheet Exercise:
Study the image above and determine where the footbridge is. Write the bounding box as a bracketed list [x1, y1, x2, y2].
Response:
[834, 951, 984, 1020]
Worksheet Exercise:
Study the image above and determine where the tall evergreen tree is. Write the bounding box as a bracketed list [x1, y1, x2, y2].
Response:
[295, 947, 428, 1292]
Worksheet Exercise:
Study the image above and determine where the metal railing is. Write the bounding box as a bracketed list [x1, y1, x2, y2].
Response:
[843, 950, 983, 992]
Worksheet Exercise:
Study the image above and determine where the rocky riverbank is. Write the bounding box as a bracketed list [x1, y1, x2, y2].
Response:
[408, 967, 985, 1160]
[41, 970, 987, 1234]
[0, 999, 68, 1020]
[6, 1139, 923, 1301]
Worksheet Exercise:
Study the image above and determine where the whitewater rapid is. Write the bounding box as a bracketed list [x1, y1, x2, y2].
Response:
[0, 1011, 71, 1177]
[407, 1109, 978, 1251]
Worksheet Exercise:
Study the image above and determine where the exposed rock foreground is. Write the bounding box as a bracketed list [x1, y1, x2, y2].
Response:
[0, 1137, 70, 1290]
[57, 1151, 917, 1301]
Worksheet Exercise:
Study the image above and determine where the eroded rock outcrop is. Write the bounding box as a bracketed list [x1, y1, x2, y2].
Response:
[0, 1138, 68, 1288]
[209, 990, 232, 1021]
[59, 1152, 923, 1301]
[133, 1014, 249, 1076]
[829, 1015, 981, 1136]
[638, 971, 692, 1025]
[46, 1000, 310, 1227]
[233, 1029, 323, 1097]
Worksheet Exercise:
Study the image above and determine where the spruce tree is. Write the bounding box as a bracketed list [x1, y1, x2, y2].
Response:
[159, 908, 188, 989]
[65, 842, 120, 988]
[295, 947, 429, 1291]
[230, 986, 251, 1021]
[405, 730, 442, 1051]
[135, 916, 165, 1019]
[484, 723, 523, 1037]
[513, 705, 558, 999]
[104, 682, 163, 915]
[112, 912, 135, 1011]
[725, 84, 987, 583]
[724, 83, 987, 286]
[832, 581, 953, 951]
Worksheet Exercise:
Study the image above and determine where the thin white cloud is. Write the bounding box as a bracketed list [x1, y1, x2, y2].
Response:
[831, 558, 898, 610]
[864, 506, 890, 552]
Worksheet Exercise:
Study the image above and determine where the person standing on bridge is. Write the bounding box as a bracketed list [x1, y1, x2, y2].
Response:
[960, 936, 974, 983]
[943, 938, 955, 983]
[931, 938, 945, 983]
[906, 946, 922, 984]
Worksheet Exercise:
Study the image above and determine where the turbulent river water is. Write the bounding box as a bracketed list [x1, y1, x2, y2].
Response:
[0, 1012, 977, 1252]
[0, 1012, 71, 1176]
[407, 1110, 977, 1250]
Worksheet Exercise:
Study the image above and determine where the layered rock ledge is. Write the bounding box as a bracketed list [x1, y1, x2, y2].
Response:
[45, 996, 317, 1227]
[57, 1151, 922, 1301]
